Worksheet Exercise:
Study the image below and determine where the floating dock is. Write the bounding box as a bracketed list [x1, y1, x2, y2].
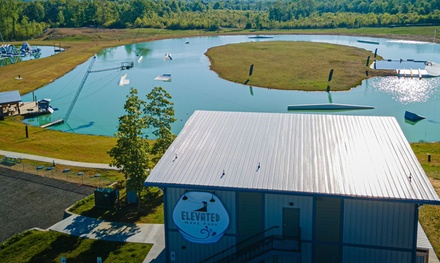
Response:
[41, 119, 64, 128]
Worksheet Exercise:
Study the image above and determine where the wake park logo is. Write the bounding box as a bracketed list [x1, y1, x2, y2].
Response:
[172, 191, 230, 244]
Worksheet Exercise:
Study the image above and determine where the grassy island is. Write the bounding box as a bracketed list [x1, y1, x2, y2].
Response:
[206, 41, 393, 91]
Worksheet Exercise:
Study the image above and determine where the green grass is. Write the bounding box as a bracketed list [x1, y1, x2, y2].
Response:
[0, 116, 117, 163]
[69, 188, 164, 224]
[0, 230, 151, 263]
[206, 41, 389, 91]
[412, 143, 440, 258]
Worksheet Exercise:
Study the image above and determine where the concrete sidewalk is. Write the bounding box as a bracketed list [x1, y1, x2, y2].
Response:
[48, 214, 166, 263]
[0, 150, 118, 170]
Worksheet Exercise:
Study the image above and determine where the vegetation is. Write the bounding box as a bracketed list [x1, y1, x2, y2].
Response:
[0, 230, 151, 263]
[69, 188, 164, 224]
[108, 87, 176, 208]
[412, 143, 440, 257]
[145, 86, 177, 163]
[206, 41, 389, 91]
[109, 88, 151, 208]
[1, 0, 440, 40]
[0, 116, 116, 163]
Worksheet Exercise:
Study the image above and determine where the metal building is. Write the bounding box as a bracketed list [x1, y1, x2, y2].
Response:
[144, 111, 440, 263]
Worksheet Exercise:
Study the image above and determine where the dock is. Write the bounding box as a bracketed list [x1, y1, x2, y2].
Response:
[18, 101, 39, 116]
[41, 119, 64, 128]
[396, 69, 430, 78]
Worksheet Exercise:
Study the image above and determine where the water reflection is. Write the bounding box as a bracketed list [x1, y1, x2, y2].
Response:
[372, 77, 440, 104]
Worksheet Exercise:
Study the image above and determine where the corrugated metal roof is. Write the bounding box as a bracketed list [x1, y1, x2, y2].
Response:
[0, 90, 21, 105]
[145, 111, 440, 204]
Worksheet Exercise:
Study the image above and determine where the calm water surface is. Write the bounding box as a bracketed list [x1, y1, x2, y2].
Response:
[23, 35, 440, 142]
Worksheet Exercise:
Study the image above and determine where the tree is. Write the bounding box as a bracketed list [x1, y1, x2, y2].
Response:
[108, 88, 150, 209]
[144, 86, 176, 163]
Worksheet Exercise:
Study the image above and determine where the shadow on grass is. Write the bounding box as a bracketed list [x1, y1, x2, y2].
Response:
[27, 232, 145, 263]
[78, 189, 163, 223]
[28, 234, 82, 263]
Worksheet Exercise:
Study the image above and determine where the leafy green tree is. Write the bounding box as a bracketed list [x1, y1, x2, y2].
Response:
[109, 88, 150, 208]
[144, 86, 176, 163]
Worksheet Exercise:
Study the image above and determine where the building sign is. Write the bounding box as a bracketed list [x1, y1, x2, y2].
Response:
[173, 191, 230, 244]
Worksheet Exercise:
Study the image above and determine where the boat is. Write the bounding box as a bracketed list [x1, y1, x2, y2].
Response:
[287, 103, 375, 111]
[154, 73, 172, 82]
[119, 73, 130, 86]
[404, 111, 425, 122]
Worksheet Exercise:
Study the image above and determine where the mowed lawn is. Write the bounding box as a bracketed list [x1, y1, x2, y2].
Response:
[0, 230, 151, 263]
[206, 41, 391, 91]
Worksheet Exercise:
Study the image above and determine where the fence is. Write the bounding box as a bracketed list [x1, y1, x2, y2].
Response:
[0, 159, 115, 188]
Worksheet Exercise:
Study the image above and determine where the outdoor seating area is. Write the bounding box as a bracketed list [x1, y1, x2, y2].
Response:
[1, 156, 22, 166]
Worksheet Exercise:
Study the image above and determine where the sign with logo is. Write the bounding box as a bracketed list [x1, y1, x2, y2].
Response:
[172, 191, 230, 244]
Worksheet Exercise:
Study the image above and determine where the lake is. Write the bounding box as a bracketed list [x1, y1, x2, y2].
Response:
[22, 35, 440, 142]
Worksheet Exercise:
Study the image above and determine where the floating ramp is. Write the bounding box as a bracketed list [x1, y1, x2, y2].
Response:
[404, 111, 425, 122]
[357, 40, 379, 45]
[287, 103, 375, 111]
[154, 73, 172, 82]
[119, 74, 130, 86]
[41, 119, 64, 128]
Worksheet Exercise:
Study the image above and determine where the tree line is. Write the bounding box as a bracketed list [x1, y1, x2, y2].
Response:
[1, 0, 440, 40]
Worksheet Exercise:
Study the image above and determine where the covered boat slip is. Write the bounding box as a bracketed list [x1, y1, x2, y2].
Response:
[145, 111, 440, 263]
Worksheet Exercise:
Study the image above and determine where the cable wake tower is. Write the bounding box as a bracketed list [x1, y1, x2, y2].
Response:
[42, 55, 134, 128]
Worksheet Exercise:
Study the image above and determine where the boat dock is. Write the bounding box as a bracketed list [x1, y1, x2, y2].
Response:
[7, 101, 40, 117]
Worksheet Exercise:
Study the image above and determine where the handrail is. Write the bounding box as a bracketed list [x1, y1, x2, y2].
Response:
[218, 235, 301, 263]
[200, 226, 279, 263]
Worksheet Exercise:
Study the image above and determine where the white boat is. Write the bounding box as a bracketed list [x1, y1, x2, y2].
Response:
[119, 74, 130, 86]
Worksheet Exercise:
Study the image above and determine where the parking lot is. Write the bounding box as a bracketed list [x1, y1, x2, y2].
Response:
[0, 166, 94, 242]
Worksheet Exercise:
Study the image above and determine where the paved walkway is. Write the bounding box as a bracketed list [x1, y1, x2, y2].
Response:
[0, 150, 119, 170]
[49, 214, 166, 263]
